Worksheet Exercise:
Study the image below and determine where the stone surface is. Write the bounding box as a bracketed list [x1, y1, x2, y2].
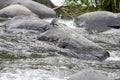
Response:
[74, 11, 120, 32]
[3, 16, 53, 32]
[68, 69, 113, 80]
[0, 4, 37, 18]
[37, 23, 110, 61]
[0, 0, 56, 18]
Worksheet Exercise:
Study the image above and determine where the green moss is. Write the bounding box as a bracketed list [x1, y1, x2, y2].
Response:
[0, 35, 19, 42]
[99, 63, 120, 69]
[0, 17, 8, 22]
[30, 54, 47, 58]
[64, 63, 75, 69]
[0, 50, 15, 58]
[0, 50, 27, 59]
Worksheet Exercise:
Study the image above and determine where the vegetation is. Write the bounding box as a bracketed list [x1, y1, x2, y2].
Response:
[55, 0, 120, 18]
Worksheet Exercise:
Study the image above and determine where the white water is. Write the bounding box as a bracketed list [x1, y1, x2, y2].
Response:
[50, 0, 65, 6]
[106, 51, 120, 61]
[0, 69, 68, 80]
[44, 18, 76, 29]
[0, 19, 120, 80]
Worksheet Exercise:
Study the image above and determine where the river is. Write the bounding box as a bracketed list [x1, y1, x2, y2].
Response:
[0, 18, 120, 80]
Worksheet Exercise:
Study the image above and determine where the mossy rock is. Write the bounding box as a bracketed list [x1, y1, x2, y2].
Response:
[0, 50, 27, 59]
[0, 17, 8, 22]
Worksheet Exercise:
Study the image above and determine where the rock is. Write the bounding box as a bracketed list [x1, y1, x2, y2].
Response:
[82, 29, 120, 45]
[3, 15, 53, 32]
[37, 23, 110, 61]
[0, 0, 31, 9]
[33, 0, 54, 7]
[0, 0, 14, 9]
[0, 4, 37, 18]
[3, 15, 110, 61]
[0, 0, 56, 18]
[68, 69, 113, 80]
[74, 11, 120, 32]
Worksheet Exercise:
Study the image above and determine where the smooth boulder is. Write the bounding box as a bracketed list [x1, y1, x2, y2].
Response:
[37, 23, 110, 61]
[68, 69, 113, 80]
[0, 4, 37, 18]
[3, 16, 110, 61]
[3, 15, 53, 32]
[74, 11, 120, 32]
[0, 0, 56, 18]
[0, 0, 31, 9]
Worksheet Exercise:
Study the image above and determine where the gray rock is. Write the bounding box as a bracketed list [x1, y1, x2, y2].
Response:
[0, 0, 56, 18]
[68, 69, 113, 80]
[0, 0, 31, 9]
[37, 23, 110, 61]
[0, 4, 37, 18]
[3, 16, 110, 61]
[3, 15, 53, 32]
[74, 11, 120, 32]
[33, 0, 54, 7]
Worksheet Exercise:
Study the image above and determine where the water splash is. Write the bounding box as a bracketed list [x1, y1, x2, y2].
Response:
[106, 51, 120, 61]
[50, 0, 65, 6]
[0, 69, 67, 80]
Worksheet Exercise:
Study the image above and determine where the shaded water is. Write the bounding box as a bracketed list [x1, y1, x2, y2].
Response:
[0, 18, 120, 80]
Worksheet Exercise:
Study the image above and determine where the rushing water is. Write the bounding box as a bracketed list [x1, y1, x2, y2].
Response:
[0, 18, 120, 80]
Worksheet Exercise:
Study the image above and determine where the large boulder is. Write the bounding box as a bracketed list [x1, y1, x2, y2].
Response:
[3, 16, 110, 61]
[74, 11, 120, 32]
[0, 0, 31, 9]
[0, 4, 37, 18]
[3, 15, 53, 32]
[37, 23, 110, 61]
[68, 69, 113, 80]
[0, 0, 56, 18]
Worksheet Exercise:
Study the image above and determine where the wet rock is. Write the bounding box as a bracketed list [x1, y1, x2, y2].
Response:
[84, 29, 120, 45]
[68, 69, 113, 80]
[0, 0, 56, 18]
[0, 0, 31, 9]
[101, 29, 120, 35]
[3, 16, 53, 32]
[74, 11, 120, 32]
[37, 23, 110, 61]
[0, 4, 37, 18]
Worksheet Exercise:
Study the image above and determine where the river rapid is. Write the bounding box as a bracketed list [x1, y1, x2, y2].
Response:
[0, 18, 120, 80]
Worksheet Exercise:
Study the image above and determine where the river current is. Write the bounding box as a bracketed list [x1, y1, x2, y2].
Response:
[0, 18, 120, 80]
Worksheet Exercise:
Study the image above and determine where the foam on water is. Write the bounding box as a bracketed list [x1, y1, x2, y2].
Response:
[44, 18, 76, 29]
[0, 69, 68, 80]
[106, 51, 120, 61]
